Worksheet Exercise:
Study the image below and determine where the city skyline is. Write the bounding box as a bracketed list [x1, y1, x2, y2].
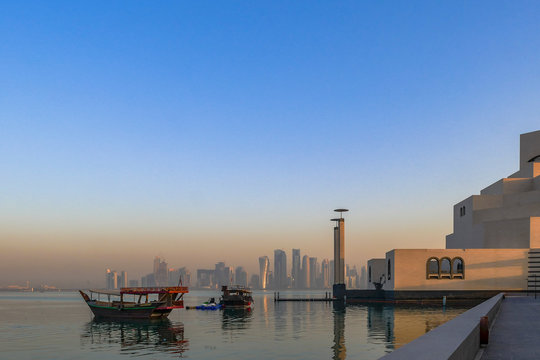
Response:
[101, 249, 362, 290]
[91, 247, 362, 291]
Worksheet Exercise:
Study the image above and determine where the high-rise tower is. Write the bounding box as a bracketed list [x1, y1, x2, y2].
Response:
[292, 249, 301, 289]
[309, 257, 318, 289]
[259, 256, 270, 289]
[106, 269, 118, 289]
[302, 255, 310, 289]
[274, 249, 287, 289]
[321, 259, 330, 289]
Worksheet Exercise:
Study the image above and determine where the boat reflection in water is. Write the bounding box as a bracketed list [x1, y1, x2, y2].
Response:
[81, 318, 188, 356]
[221, 308, 253, 331]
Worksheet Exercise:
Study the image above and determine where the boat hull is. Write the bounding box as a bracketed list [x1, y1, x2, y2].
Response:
[86, 302, 162, 320]
[149, 307, 174, 318]
[220, 286, 253, 309]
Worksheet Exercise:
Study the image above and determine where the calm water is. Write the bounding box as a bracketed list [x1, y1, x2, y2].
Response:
[0, 291, 472, 359]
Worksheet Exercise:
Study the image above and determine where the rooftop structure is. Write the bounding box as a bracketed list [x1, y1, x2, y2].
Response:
[447, 130, 540, 249]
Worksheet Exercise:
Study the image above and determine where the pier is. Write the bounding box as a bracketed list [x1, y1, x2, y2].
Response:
[273, 292, 336, 302]
[479, 295, 540, 360]
[379, 293, 540, 359]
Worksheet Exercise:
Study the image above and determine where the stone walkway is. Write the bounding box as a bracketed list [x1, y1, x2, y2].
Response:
[481, 295, 540, 360]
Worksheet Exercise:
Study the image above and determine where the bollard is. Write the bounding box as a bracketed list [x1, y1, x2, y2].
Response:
[480, 316, 489, 345]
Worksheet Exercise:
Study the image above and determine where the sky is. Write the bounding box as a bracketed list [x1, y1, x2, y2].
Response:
[1, 1, 540, 288]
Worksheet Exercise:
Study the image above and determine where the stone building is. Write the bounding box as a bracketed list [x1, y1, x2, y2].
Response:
[367, 130, 540, 293]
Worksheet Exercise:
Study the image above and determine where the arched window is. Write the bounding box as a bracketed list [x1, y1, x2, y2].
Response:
[368, 266, 372, 283]
[440, 258, 451, 278]
[427, 257, 439, 279]
[388, 259, 391, 280]
[452, 257, 464, 279]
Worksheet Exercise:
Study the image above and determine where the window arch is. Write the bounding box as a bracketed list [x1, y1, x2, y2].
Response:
[452, 257, 465, 279]
[440, 257, 452, 278]
[427, 257, 439, 279]
[388, 259, 391, 280]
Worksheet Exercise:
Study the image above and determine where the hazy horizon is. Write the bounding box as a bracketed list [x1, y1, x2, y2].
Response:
[2, 1, 540, 288]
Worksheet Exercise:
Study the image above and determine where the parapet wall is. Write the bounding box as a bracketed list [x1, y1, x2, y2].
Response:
[346, 289, 503, 303]
[379, 293, 503, 360]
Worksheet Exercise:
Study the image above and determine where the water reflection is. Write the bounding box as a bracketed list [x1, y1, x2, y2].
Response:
[364, 303, 473, 351]
[81, 318, 188, 356]
[366, 304, 395, 350]
[221, 308, 253, 331]
[332, 302, 346, 360]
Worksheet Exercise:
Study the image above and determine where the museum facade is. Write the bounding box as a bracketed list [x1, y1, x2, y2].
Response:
[367, 130, 540, 293]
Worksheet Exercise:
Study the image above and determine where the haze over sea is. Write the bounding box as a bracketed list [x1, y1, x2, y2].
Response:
[0, 291, 472, 360]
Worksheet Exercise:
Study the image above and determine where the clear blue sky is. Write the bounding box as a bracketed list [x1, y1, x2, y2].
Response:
[1, 1, 540, 287]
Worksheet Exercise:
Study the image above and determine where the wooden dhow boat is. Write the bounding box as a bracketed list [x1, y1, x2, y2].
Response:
[220, 285, 253, 309]
[79, 286, 189, 319]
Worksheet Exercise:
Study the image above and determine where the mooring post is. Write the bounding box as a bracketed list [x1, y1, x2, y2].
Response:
[480, 316, 489, 345]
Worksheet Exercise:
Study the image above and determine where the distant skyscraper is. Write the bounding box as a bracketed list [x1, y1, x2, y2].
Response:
[105, 269, 111, 289]
[153, 257, 168, 286]
[141, 273, 155, 287]
[347, 265, 359, 288]
[168, 267, 191, 286]
[181, 267, 192, 287]
[215, 262, 227, 287]
[302, 255, 310, 289]
[329, 260, 334, 287]
[321, 259, 330, 289]
[292, 249, 301, 289]
[106, 269, 118, 289]
[267, 271, 274, 289]
[226, 266, 234, 285]
[249, 274, 260, 289]
[119, 271, 128, 288]
[259, 256, 270, 289]
[360, 266, 367, 289]
[274, 249, 287, 289]
[196, 269, 215, 288]
[235, 266, 248, 287]
[309, 257, 318, 289]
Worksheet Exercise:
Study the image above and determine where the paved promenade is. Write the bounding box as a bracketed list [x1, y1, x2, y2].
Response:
[481, 295, 540, 360]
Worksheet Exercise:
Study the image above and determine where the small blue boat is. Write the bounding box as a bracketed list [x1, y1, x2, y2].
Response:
[195, 297, 222, 310]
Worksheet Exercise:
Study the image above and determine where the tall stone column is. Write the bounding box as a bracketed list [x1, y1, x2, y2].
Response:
[338, 218, 345, 284]
[332, 209, 348, 299]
